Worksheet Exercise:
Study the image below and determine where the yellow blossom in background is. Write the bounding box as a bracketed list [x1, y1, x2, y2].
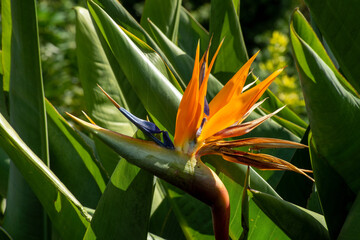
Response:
[256, 31, 306, 118]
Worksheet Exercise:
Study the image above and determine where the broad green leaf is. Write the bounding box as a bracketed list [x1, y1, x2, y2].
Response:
[290, 10, 360, 192]
[0, 46, 11, 119]
[141, 0, 182, 43]
[338, 191, 360, 240]
[88, 0, 182, 135]
[309, 135, 354, 239]
[259, 89, 307, 137]
[46, 100, 105, 208]
[0, 227, 11, 240]
[178, 7, 209, 57]
[305, 0, 360, 93]
[149, 181, 186, 239]
[232, 0, 240, 16]
[291, 9, 358, 97]
[239, 166, 250, 240]
[160, 181, 214, 239]
[91, 0, 185, 89]
[84, 159, 154, 240]
[3, 0, 49, 238]
[249, 189, 329, 240]
[275, 127, 313, 207]
[261, 108, 306, 139]
[148, 232, 166, 240]
[0, 148, 9, 197]
[76, 9, 157, 239]
[0, 113, 90, 239]
[75, 6, 135, 175]
[0, 78, 8, 120]
[209, 0, 248, 83]
[146, 19, 222, 101]
[1, 0, 11, 91]
[120, 27, 182, 93]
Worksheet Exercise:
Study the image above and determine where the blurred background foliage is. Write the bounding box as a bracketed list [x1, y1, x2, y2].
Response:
[37, 0, 306, 120]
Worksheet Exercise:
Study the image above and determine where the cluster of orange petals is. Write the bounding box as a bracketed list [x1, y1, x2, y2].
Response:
[173, 42, 313, 181]
[174, 41, 282, 151]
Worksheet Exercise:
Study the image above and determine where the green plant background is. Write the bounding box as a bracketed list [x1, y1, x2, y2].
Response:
[1, 0, 360, 239]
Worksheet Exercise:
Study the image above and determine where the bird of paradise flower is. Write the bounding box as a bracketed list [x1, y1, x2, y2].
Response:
[67, 41, 313, 240]
[91, 41, 312, 181]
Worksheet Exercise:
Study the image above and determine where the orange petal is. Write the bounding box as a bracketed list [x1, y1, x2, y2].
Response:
[208, 51, 259, 118]
[196, 40, 224, 129]
[208, 137, 307, 149]
[210, 106, 285, 140]
[198, 68, 283, 141]
[174, 42, 201, 148]
[218, 149, 314, 181]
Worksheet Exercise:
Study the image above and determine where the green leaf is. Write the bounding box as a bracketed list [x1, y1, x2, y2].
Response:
[1, 0, 11, 91]
[209, 0, 248, 83]
[88, 0, 182, 135]
[148, 232, 167, 240]
[239, 166, 250, 240]
[309, 134, 354, 239]
[149, 181, 186, 239]
[46, 100, 105, 208]
[249, 189, 329, 240]
[0, 148, 9, 197]
[160, 181, 214, 239]
[141, 0, 182, 43]
[75, 6, 136, 175]
[0, 113, 90, 239]
[305, 0, 360, 93]
[259, 89, 307, 137]
[91, 0, 185, 89]
[290, 9, 360, 192]
[275, 127, 313, 207]
[84, 159, 154, 240]
[178, 7, 209, 57]
[338, 191, 360, 240]
[232, 0, 240, 16]
[3, 0, 49, 238]
[121, 27, 182, 93]
[0, 227, 11, 240]
[146, 19, 222, 101]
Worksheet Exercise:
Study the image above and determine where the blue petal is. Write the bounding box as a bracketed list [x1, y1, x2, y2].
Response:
[199, 60, 206, 86]
[162, 131, 175, 149]
[120, 108, 161, 134]
[204, 98, 209, 116]
[196, 117, 207, 138]
[119, 107, 174, 149]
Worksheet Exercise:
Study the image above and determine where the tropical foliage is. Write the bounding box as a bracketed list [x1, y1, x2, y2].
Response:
[0, 0, 359, 239]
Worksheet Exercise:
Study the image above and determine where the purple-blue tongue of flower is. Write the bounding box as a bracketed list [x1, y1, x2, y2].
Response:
[119, 108, 174, 149]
